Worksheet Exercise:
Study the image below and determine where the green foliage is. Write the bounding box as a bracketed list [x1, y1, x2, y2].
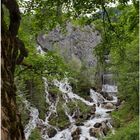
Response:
[70, 72, 92, 99]
[28, 128, 42, 140]
[104, 117, 139, 140]
[48, 86, 62, 95]
[111, 104, 136, 127]
[16, 95, 30, 126]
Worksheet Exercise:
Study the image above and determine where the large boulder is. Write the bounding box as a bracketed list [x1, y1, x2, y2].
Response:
[71, 127, 81, 140]
[101, 121, 110, 135]
[89, 121, 110, 137]
[89, 127, 100, 138]
[104, 103, 114, 109]
[72, 135, 80, 140]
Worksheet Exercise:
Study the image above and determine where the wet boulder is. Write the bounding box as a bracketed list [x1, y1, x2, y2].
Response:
[91, 87, 97, 91]
[73, 108, 81, 119]
[90, 109, 96, 115]
[71, 127, 81, 140]
[106, 96, 113, 101]
[75, 122, 84, 126]
[89, 127, 100, 138]
[86, 97, 93, 102]
[115, 98, 121, 106]
[86, 113, 92, 120]
[72, 127, 81, 135]
[47, 127, 57, 138]
[106, 111, 112, 114]
[101, 121, 110, 135]
[100, 91, 113, 101]
[94, 123, 102, 128]
[90, 104, 96, 115]
[72, 135, 80, 140]
[104, 103, 114, 109]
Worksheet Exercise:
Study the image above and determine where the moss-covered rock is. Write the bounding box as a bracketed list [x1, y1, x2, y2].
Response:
[49, 100, 70, 130]
[67, 100, 92, 123]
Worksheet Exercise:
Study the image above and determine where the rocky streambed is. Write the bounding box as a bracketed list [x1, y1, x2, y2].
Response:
[20, 77, 120, 140]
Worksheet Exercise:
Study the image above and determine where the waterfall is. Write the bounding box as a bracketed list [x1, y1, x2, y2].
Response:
[21, 77, 117, 140]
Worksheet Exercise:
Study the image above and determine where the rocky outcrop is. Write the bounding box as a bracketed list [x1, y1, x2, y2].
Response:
[89, 127, 100, 137]
[37, 22, 101, 68]
[104, 103, 114, 109]
[89, 121, 110, 138]
[94, 123, 102, 128]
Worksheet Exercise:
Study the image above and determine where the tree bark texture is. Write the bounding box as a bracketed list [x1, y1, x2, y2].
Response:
[1, 0, 25, 139]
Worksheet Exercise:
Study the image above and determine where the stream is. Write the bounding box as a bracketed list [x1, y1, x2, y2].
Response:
[22, 77, 118, 140]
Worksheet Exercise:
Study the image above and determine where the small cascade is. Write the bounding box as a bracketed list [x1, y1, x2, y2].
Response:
[106, 121, 115, 134]
[18, 95, 39, 140]
[24, 107, 39, 140]
[36, 45, 45, 55]
[22, 77, 118, 140]
[43, 77, 51, 105]
[102, 84, 118, 93]
[54, 79, 94, 106]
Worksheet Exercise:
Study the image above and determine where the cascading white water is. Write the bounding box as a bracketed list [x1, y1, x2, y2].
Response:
[102, 84, 118, 93]
[22, 77, 118, 140]
[18, 95, 39, 140]
[24, 107, 39, 140]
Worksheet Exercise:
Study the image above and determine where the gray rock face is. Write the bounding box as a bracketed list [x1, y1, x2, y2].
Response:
[37, 22, 101, 68]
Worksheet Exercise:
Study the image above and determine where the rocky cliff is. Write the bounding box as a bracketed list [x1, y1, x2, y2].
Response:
[37, 22, 101, 68]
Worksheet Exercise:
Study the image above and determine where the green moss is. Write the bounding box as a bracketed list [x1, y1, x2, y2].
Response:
[49, 111, 70, 130]
[76, 100, 91, 114]
[48, 86, 62, 95]
[67, 101, 77, 114]
[28, 128, 42, 140]
[67, 100, 92, 123]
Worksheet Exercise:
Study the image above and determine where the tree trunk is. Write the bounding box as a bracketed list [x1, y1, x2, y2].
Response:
[1, 0, 25, 139]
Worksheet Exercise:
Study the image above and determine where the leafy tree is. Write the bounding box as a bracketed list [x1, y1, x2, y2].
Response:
[94, 4, 139, 139]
